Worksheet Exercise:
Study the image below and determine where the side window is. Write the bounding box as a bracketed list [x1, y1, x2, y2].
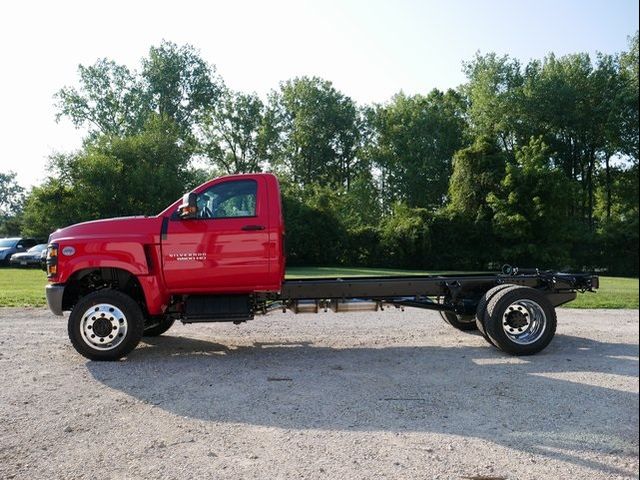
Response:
[197, 180, 257, 219]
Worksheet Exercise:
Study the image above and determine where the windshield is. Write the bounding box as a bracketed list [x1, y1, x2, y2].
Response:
[28, 244, 48, 253]
[0, 239, 18, 248]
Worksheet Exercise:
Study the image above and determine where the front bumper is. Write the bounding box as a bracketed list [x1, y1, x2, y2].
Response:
[45, 284, 65, 316]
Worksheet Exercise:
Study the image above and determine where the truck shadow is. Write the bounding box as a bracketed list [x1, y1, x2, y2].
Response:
[87, 333, 639, 477]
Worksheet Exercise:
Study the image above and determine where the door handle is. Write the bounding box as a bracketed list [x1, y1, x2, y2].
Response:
[241, 224, 265, 231]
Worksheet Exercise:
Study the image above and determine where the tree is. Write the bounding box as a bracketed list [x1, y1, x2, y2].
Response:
[22, 115, 196, 238]
[55, 59, 147, 138]
[338, 169, 382, 228]
[281, 188, 348, 266]
[618, 31, 639, 161]
[141, 41, 222, 136]
[21, 176, 78, 239]
[28, 38, 640, 275]
[487, 138, 574, 266]
[462, 53, 523, 155]
[465, 47, 638, 232]
[56, 41, 222, 143]
[198, 89, 273, 174]
[379, 203, 431, 267]
[521, 53, 608, 228]
[0, 171, 25, 236]
[447, 138, 507, 221]
[269, 76, 361, 188]
[366, 89, 467, 209]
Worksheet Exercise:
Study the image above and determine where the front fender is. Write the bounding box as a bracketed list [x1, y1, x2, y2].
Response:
[53, 242, 169, 316]
[56, 242, 150, 283]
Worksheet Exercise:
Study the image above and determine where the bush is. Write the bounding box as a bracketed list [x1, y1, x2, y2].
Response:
[378, 203, 431, 268]
[281, 194, 348, 266]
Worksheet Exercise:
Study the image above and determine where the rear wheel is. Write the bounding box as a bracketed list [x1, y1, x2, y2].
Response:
[475, 284, 516, 344]
[68, 289, 144, 361]
[485, 286, 557, 355]
[439, 311, 478, 331]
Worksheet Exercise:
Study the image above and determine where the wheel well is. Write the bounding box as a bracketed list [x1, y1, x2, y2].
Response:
[62, 268, 148, 315]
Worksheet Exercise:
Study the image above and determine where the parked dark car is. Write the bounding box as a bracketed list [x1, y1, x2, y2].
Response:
[0, 238, 38, 266]
[9, 244, 48, 268]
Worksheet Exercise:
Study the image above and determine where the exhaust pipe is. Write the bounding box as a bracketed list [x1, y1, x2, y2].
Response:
[329, 299, 380, 313]
[289, 300, 320, 313]
[286, 299, 381, 314]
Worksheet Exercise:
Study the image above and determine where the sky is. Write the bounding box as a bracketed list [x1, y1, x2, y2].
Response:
[0, 0, 637, 189]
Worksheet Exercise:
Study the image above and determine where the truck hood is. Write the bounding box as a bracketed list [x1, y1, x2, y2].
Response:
[50, 216, 165, 244]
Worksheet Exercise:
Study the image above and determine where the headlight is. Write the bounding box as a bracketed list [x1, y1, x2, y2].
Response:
[46, 243, 59, 278]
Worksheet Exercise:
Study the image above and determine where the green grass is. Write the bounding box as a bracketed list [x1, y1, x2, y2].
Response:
[0, 268, 48, 307]
[0, 266, 637, 309]
[567, 275, 638, 309]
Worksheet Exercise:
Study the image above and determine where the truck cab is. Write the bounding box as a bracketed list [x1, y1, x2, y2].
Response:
[159, 174, 284, 294]
[45, 174, 285, 359]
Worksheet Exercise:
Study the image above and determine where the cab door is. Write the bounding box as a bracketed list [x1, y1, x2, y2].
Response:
[161, 177, 271, 293]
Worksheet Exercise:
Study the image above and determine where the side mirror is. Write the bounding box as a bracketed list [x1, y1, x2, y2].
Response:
[179, 192, 198, 219]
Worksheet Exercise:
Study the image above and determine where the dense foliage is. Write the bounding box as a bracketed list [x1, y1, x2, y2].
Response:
[0, 171, 25, 236]
[9, 35, 639, 275]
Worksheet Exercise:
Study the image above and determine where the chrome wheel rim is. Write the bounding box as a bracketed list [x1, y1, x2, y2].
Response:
[79, 303, 128, 351]
[501, 299, 546, 345]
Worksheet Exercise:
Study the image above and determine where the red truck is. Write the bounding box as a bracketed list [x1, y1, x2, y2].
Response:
[45, 173, 598, 361]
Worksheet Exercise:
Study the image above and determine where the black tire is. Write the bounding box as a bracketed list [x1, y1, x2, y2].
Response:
[439, 311, 478, 331]
[143, 317, 175, 337]
[68, 289, 144, 361]
[485, 286, 557, 355]
[475, 284, 517, 344]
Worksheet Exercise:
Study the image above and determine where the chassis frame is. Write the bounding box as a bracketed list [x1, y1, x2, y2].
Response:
[272, 269, 598, 315]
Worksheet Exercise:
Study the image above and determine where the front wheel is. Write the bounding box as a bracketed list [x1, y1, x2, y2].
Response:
[68, 289, 144, 361]
[485, 286, 557, 355]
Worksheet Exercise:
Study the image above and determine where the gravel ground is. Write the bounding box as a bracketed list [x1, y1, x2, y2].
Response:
[0, 307, 638, 480]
